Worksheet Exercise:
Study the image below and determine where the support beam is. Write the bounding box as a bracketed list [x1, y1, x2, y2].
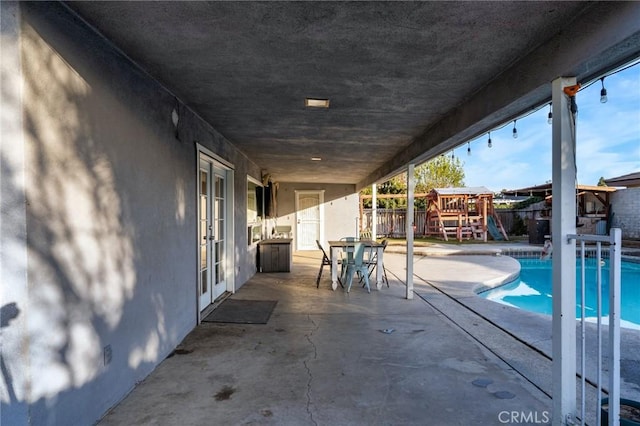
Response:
[551, 76, 577, 426]
[405, 163, 414, 300]
[371, 183, 377, 240]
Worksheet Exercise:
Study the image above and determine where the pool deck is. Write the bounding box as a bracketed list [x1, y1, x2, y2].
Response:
[399, 254, 639, 396]
[382, 242, 640, 418]
[98, 243, 640, 425]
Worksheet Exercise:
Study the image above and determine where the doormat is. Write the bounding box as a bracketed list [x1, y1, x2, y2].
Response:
[202, 299, 278, 324]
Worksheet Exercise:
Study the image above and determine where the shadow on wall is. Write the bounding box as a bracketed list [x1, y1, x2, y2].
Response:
[2, 6, 192, 424]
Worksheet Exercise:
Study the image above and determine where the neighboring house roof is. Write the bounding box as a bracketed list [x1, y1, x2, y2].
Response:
[604, 172, 640, 188]
[502, 183, 616, 196]
[432, 186, 493, 195]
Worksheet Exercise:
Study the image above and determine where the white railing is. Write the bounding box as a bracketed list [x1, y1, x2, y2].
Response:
[567, 228, 622, 426]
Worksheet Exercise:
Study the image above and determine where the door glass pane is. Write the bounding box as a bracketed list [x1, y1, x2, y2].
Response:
[200, 222, 206, 242]
[201, 270, 207, 294]
[218, 219, 225, 241]
[200, 171, 207, 195]
[216, 176, 223, 196]
[200, 196, 206, 219]
[200, 246, 207, 269]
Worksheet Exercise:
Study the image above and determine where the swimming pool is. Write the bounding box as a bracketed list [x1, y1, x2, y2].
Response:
[479, 257, 640, 329]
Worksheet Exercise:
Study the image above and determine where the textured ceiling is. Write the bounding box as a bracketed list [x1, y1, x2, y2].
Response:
[66, 1, 640, 187]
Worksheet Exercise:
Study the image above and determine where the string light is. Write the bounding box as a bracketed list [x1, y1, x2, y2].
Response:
[467, 142, 471, 156]
[451, 150, 455, 160]
[600, 77, 608, 103]
[464, 60, 639, 159]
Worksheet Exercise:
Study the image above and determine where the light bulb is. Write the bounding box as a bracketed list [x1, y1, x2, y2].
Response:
[547, 104, 552, 124]
[467, 143, 471, 156]
[600, 77, 608, 103]
[512, 121, 518, 139]
[451, 151, 455, 160]
[487, 133, 492, 148]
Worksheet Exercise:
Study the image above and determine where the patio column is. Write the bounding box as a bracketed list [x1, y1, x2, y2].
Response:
[551, 76, 577, 425]
[406, 163, 415, 299]
[372, 183, 377, 240]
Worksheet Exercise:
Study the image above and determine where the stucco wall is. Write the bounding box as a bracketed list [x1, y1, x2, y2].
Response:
[611, 187, 640, 239]
[274, 182, 359, 249]
[1, 3, 260, 425]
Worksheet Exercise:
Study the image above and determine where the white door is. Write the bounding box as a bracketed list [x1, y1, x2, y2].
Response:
[199, 156, 228, 311]
[295, 190, 324, 250]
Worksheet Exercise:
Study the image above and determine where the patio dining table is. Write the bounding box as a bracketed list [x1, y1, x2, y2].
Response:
[328, 240, 385, 291]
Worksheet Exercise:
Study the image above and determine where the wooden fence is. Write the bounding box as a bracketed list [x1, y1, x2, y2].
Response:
[361, 209, 537, 237]
[360, 209, 424, 237]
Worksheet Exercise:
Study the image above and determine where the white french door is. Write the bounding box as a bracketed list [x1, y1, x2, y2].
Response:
[198, 154, 230, 311]
[295, 190, 324, 250]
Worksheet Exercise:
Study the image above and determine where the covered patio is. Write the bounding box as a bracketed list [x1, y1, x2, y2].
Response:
[2, 2, 639, 425]
[99, 250, 640, 425]
[99, 251, 553, 425]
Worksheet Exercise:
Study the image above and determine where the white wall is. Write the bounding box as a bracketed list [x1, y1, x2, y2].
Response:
[273, 182, 359, 249]
[1, 3, 261, 425]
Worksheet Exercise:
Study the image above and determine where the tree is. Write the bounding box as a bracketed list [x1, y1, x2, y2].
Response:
[360, 177, 405, 208]
[597, 176, 607, 186]
[360, 154, 465, 208]
[414, 155, 465, 193]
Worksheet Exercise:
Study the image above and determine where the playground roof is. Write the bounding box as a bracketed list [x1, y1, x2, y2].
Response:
[432, 187, 494, 196]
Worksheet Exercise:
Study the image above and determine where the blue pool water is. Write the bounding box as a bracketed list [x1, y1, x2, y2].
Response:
[479, 258, 640, 329]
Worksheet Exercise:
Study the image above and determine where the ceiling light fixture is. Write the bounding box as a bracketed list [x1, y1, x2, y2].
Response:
[305, 98, 330, 108]
[311, 157, 322, 161]
[171, 108, 179, 128]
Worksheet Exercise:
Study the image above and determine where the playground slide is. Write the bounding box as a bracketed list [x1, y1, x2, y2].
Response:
[487, 216, 505, 241]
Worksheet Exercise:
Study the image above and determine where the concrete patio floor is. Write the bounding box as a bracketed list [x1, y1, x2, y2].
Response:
[99, 247, 639, 425]
[99, 250, 555, 425]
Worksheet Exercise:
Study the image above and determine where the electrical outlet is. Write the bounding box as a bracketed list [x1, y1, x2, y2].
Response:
[103, 344, 112, 366]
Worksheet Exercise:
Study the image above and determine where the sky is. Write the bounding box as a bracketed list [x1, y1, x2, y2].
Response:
[459, 61, 640, 193]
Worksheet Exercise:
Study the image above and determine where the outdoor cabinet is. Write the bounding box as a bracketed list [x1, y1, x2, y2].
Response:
[528, 218, 550, 245]
[258, 239, 292, 272]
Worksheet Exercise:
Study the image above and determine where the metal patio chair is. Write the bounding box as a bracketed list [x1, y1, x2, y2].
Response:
[316, 240, 342, 288]
[365, 239, 389, 287]
[343, 242, 371, 293]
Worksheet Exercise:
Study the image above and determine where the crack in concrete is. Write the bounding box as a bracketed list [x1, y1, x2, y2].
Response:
[303, 315, 319, 426]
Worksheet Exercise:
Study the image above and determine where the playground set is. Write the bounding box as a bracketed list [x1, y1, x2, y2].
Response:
[424, 187, 508, 242]
[359, 186, 509, 242]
